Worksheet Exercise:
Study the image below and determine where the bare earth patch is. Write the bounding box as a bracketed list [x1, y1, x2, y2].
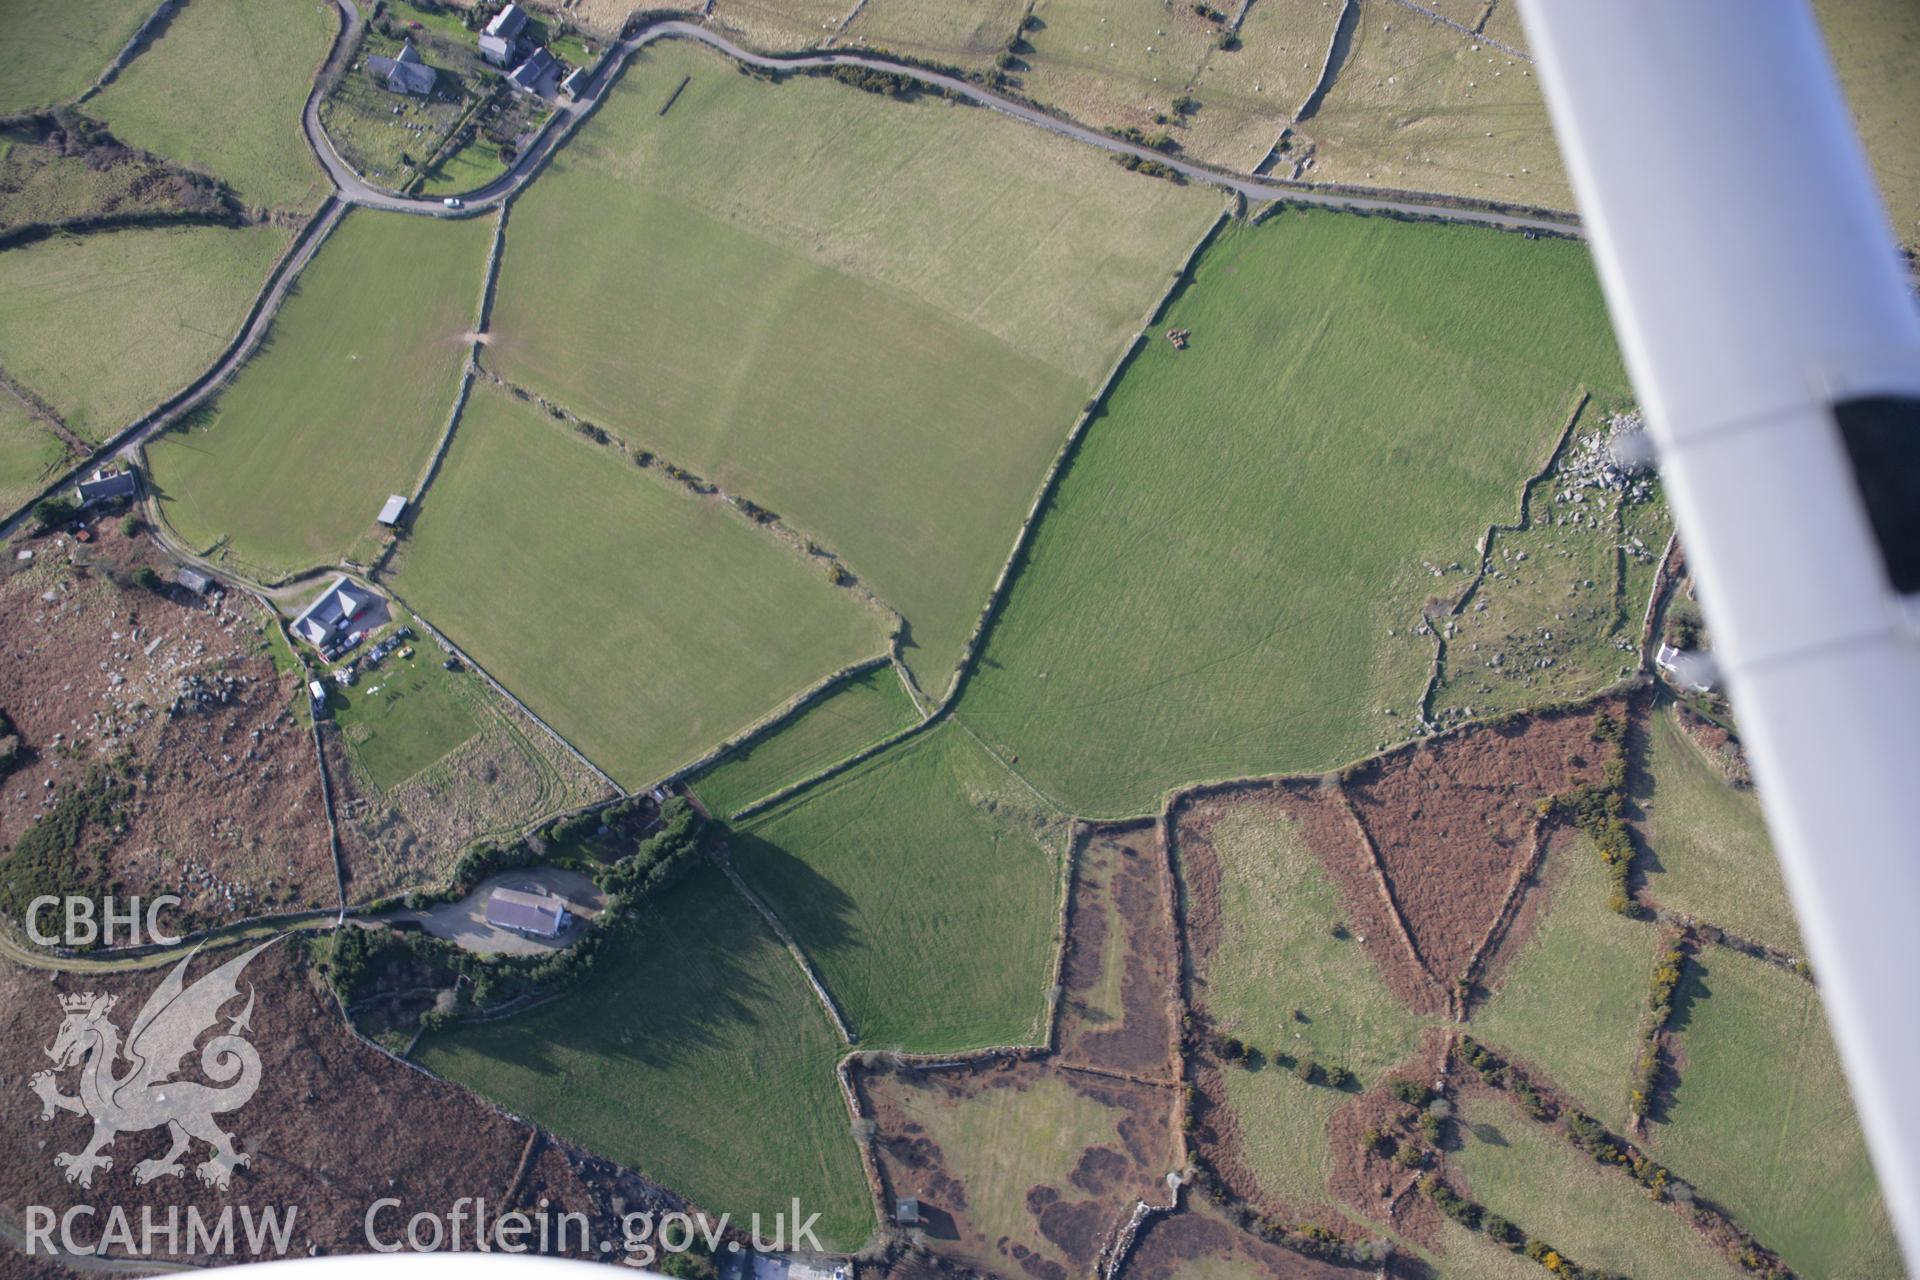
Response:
[857, 1055, 1179, 1280]
[0, 523, 335, 931]
[1342, 705, 1615, 997]
[0, 942, 689, 1264]
[1055, 823, 1181, 1081]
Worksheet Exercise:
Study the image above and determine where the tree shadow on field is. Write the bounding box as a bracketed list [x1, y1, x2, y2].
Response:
[433, 865, 808, 1078]
[1667, 954, 1709, 1037]
[724, 829, 862, 967]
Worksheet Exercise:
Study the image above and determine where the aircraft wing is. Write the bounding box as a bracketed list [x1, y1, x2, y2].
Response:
[1517, 0, 1920, 1268]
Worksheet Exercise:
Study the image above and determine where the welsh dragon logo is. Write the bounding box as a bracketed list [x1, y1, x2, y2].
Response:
[28, 940, 275, 1191]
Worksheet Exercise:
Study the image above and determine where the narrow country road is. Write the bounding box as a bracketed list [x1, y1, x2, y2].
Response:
[2, 0, 1580, 542]
[308, 0, 1581, 239]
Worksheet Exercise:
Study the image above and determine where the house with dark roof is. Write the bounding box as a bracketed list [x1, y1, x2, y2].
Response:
[293, 575, 375, 648]
[485, 4, 529, 40]
[480, 5, 529, 66]
[507, 46, 555, 94]
[366, 40, 438, 95]
[74, 468, 137, 507]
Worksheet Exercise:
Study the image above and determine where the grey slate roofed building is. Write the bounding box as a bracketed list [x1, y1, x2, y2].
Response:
[75, 469, 137, 505]
[292, 575, 373, 647]
[485, 3, 529, 40]
[485, 888, 569, 937]
[508, 46, 554, 93]
[175, 568, 214, 595]
[478, 32, 515, 66]
[367, 39, 437, 95]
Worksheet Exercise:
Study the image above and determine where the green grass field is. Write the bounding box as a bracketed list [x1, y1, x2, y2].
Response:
[0, 121, 213, 234]
[734, 722, 1066, 1052]
[0, 222, 288, 443]
[390, 383, 888, 790]
[146, 209, 488, 577]
[1650, 947, 1901, 1278]
[0, 397, 70, 519]
[692, 664, 921, 817]
[483, 40, 1220, 692]
[1469, 834, 1661, 1121]
[1190, 800, 1429, 1206]
[0, 0, 152, 114]
[1182, 0, 1341, 168]
[416, 136, 508, 197]
[1297, 0, 1570, 211]
[88, 0, 336, 213]
[1434, 422, 1671, 720]
[1816, 0, 1920, 251]
[839, 0, 1025, 69]
[1013, 0, 1219, 145]
[874, 1065, 1157, 1274]
[1454, 1095, 1746, 1280]
[416, 864, 873, 1250]
[957, 211, 1626, 816]
[1640, 704, 1803, 954]
[327, 646, 480, 792]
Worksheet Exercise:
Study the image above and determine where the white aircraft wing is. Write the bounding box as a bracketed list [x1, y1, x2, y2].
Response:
[1517, 0, 1920, 1269]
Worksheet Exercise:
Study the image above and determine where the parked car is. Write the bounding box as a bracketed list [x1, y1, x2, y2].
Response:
[442, 197, 464, 209]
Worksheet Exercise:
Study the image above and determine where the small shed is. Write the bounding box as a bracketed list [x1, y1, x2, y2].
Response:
[175, 567, 214, 595]
[377, 494, 407, 526]
[894, 1196, 921, 1227]
[560, 65, 590, 98]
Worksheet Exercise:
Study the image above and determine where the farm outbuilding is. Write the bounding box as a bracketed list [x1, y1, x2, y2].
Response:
[175, 567, 214, 595]
[377, 494, 408, 526]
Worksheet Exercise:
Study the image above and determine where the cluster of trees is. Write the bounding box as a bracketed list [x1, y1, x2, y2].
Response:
[1189, 1165, 1392, 1266]
[1540, 712, 1637, 913]
[732, 497, 777, 525]
[1110, 124, 1178, 153]
[1630, 939, 1688, 1116]
[0, 766, 129, 929]
[33, 496, 77, 530]
[1457, 1034, 1555, 1121]
[1424, 1176, 1625, 1279]
[829, 66, 922, 99]
[661, 462, 716, 495]
[1207, 1030, 1353, 1089]
[0, 708, 21, 780]
[1428, 1182, 1620, 1280]
[1112, 153, 1184, 183]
